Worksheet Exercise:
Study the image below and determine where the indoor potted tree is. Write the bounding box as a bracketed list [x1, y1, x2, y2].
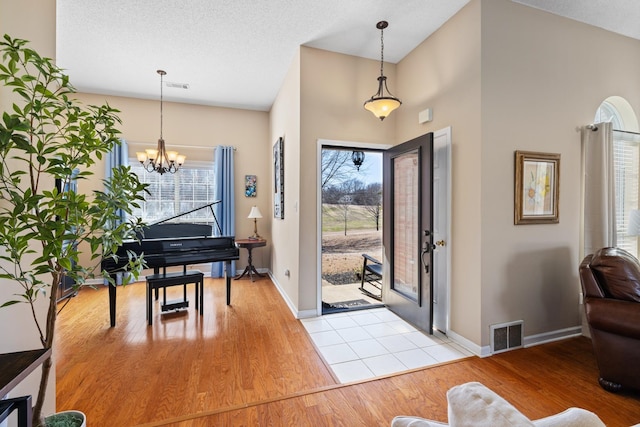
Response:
[0, 34, 147, 426]
[43, 410, 86, 427]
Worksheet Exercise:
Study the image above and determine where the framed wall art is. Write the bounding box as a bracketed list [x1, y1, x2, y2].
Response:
[273, 137, 284, 219]
[245, 175, 257, 197]
[514, 150, 560, 225]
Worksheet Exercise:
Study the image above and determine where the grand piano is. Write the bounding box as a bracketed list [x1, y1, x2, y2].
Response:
[101, 201, 239, 327]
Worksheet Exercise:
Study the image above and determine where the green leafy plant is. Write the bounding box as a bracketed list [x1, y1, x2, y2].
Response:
[0, 34, 147, 425]
[44, 411, 84, 427]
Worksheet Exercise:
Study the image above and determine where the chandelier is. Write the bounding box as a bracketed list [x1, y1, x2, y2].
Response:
[363, 21, 402, 121]
[136, 70, 185, 174]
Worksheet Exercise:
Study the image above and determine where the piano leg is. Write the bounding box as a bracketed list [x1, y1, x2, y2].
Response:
[109, 284, 116, 327]
[199, 275, 204, 315]
[225, 260, 231, 305]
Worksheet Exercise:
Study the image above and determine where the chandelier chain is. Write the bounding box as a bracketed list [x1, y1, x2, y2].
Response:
[160, 70, 163, 140]
[379, 25, 384, 77]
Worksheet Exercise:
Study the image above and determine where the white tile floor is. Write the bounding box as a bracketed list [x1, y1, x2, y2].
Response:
[300, 307, 473, 383]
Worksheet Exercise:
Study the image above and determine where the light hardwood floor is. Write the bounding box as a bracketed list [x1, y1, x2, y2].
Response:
[55, 276, 640, 426]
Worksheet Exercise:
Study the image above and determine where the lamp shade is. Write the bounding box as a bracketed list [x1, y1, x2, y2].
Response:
[248, 206, 263, 219]
[629, 209, 640, 235]
[363, 22, 401, 121]
[364, 96, 401, 120]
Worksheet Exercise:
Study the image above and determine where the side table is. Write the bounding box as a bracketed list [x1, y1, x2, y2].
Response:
[234, 238, 267, 281]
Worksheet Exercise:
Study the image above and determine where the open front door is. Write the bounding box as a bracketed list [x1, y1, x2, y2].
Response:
[382, 133, 434, 333]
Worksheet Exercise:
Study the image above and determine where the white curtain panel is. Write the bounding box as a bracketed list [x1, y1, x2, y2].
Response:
[582, 122, 616, 258]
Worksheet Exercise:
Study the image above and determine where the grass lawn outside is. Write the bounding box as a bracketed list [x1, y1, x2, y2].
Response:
[322, 203, 382, 285]
[322, 203, 381, 233]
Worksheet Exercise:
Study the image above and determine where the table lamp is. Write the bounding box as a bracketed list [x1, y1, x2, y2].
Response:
[248, 206, 263, 239]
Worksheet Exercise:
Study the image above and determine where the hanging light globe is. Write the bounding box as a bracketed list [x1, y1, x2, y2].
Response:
[363, 21, 401, 121]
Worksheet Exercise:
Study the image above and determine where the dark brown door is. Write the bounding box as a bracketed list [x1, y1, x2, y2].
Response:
[382, 133, 434, 333]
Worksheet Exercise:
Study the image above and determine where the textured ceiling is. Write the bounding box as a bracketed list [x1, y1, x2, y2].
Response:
[512, 0, 640, 41]
[55, 0, 640, 112]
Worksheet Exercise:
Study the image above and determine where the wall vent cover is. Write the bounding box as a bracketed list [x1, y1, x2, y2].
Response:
[490, 320, 523, 354]
[165, 82, 190, 89]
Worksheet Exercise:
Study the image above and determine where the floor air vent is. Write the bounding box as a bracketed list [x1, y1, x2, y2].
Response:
[490, 320, 523, 354]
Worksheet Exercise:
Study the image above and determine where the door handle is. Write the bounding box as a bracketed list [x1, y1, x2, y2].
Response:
[420, 247, 430, 274]
[421, 229, 433, 274]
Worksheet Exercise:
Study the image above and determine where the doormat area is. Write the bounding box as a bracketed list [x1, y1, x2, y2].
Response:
[322, 299, 383, 314]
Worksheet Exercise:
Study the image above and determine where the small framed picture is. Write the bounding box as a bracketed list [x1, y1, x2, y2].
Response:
[514, 151, 560, 225]
[245, 175, 257, 197]
[273, 137, 284, 219]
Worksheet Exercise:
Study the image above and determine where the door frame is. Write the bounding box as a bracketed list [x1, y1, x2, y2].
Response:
[316, 139, 392, 316]
[432, 127, 452, 335]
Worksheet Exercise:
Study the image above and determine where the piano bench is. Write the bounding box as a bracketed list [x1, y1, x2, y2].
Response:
[145, 270, 204, 326]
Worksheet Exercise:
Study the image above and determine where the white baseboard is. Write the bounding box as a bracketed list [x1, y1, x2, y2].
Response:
[447, 325, 583, 358]
[267, 272, 317, 319]
[268, 272, 296, 316]
[523, 326, 583, 348]
[447, 330, 487, 357]
[296, 308, 319, 319]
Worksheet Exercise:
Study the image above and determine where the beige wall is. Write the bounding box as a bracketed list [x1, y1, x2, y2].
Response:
[396, 0, 483, 345]
[0, 0, 57, 415]
[73, 92, 271, 271]
[269, 49, 302, 308]
[298, 47, 397, 312]
[477, 0, 640, 346]
[396, 0, 640, 349]
[269, 46, 398, 313]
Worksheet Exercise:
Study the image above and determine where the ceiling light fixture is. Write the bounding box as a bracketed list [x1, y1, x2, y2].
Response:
[136, 70, 185, 174]
[364, 21, 402, 121]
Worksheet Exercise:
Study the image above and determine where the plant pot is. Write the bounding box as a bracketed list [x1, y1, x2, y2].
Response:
[44, 410, 86, 427]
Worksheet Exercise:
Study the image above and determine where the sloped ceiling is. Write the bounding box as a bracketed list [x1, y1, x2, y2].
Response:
[55, 0, 640, 111]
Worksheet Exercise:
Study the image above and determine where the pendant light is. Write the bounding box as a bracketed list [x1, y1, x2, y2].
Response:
[352, 151, 365, 171]
[136, 70, 186, 174]
[363, 21, 402, 121]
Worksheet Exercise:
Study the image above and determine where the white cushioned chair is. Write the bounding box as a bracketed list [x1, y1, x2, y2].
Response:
[391, 382, 605, 427]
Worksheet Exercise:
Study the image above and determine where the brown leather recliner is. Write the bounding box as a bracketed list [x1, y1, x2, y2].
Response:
[579, 247, 640, 392]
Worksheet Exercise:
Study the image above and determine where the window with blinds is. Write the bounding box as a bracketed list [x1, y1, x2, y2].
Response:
[129, 160, 217, 225]
[595, 101, 640, 258]
[613, 130, 640, 257]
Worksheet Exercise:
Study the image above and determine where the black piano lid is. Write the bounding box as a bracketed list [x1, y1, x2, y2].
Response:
[149, 201, 223, 236]
[140, 223, 213, 239]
